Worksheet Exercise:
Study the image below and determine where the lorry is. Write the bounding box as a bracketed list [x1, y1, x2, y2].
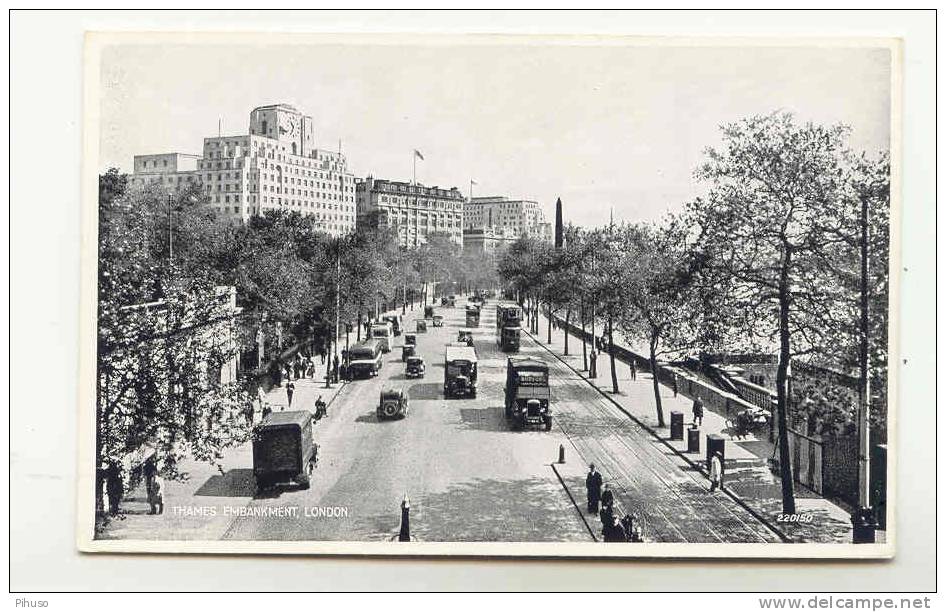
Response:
[444, 344, 478, 399]
[382, 314, 402, 336]
[504, 357, 552, 430]
[252, 411, 319, 492]
[371, 322, 394, 352]
[465, 304, 481, 327]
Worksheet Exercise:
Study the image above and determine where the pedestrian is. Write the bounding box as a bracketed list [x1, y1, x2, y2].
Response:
[602, 514, 626, 542]
[319, 342, 326, 365]
[142, 457, 157, 507]
[589, 350, 598, 379]
[672, 374, 679, 397]
[306, 358, 315, 379]
[243, 400, 255, 427]
[284, 362, 292, 382]
[630, 360, 637, 381]
[332, 356, 340, 384]
[601, 483, 614, 516]
[286, 381, 295, 408]
[261, 404, 272, 420]
[313, 395, 327, 420]
[105, 461, 123, 516]
[709, 451, 724, 492]
[257, 386, 267, 412]
[692, 394, 705, 427]
[148, 468, 165, 515]
[585, 463, 602, 514]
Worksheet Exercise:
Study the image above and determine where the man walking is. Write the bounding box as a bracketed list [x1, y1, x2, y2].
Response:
[286, 381, 295, 408]
[585, 464, 602, 514]
[589, 349, 598, 379]
[630, 360, 637, 381]
[692, 394, 705, 427]
[105, 461, 123, 516]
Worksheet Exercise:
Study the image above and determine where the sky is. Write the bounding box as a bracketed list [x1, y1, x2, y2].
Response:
[99, 38, 892, 228]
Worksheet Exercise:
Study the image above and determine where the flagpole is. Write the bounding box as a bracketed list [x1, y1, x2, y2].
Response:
[412, 153, 416, 186]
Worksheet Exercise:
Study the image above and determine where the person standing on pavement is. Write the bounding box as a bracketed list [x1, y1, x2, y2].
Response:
[709, 451, 724, 492]
[585, 464, 602, 514]
[630, 360, 637, 381]
[589, 349, 598, 379]
[692, 394, 705, 427]
[601, 483, 615, 516]
[105, 461, 123, 516]
[286, 381, 295, 408]
[148, 465, 165, 515]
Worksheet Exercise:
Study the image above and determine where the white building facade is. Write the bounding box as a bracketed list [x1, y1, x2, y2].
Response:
[131, 103, 356, 237]
[356, 177, 464, 247]
[463, 195, 551, 242]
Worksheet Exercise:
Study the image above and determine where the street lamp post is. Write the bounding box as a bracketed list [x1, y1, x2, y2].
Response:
[851, 192, 877, 543]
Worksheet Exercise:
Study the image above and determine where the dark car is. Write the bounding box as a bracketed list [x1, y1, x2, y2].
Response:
[406, 356, 426, 378]
[424, 305, 435, 319]
[401, 344, 416, 361]
[377, 388, 409, 420]
[252, 411, 319, 491]
[457, 329, 474, 347]
[416, 319, 428, 333]
[433, 314, 444, 327]
[404, 333, 417, 347]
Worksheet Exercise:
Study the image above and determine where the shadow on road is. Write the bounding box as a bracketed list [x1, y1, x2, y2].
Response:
[407, 382, 442, 400]
[194, 468, 257, 498]
[457, 406, 508, 432]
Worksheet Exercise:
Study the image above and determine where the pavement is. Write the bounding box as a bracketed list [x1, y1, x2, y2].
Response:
[532, 309, 862, 544]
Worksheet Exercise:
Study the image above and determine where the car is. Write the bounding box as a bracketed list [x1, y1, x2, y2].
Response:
[402, 344, 416, 361]
[424, 305, 435, 319]
[433, 314, 444, 327]
[457, 329, 474, 346]
[252, 411, 319, 491]
[416, 320, 428, 333]
[405, 355, 426, 378]
[404, 333, 417, 347]
[377, 388, 409, 420]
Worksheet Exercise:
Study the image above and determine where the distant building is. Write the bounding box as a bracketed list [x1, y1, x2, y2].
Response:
[130, 103, 356, 237]
[463, 195, 551, 242]
[462, 226, 519, 253]
[355, 176, 464, 247]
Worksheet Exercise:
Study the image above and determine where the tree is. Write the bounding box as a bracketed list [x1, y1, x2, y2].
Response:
[686, 112, 875, 513]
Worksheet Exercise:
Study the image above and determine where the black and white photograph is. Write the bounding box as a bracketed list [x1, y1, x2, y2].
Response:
[73, 31, 901, 558]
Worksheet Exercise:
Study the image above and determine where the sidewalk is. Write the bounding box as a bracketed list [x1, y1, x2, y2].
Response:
[530, 310, 857, 544]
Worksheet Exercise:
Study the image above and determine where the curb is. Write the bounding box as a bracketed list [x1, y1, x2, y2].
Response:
[525, 326, 792, 544]
[550, 463, 599, 542]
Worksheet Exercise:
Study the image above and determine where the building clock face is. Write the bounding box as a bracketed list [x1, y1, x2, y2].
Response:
[278, 114, 300, 138]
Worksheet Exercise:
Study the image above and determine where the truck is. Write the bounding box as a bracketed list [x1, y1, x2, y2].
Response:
[444, 344, 478, 399]
[465, 304, 480, 327]
[504, 357, 552, 430]
[371, 322, 394, 352]
[252, 411, 319, 492]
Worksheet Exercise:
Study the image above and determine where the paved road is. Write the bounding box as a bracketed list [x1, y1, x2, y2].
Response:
[221, 301, 590, 542]
[103, 299, 778, 544]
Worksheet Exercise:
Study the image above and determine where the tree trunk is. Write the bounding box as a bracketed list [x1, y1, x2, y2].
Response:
[581, 299, 588, 371]
[608, 315, 618, 394]
[650, 330, 665, 427]
[564, 308, 570, 355]
[775, 253, 797, 514]
[356, 309, 363, 342]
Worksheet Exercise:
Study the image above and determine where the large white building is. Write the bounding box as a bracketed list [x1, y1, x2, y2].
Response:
[356, 176, 465, 247]
[463, 195, 552, 242]
[131, 103, 357, 237]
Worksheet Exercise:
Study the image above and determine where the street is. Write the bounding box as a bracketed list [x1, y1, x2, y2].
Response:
[100, 299, 780, 544]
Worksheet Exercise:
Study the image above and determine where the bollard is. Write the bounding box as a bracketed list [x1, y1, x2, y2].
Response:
[558, 444, 566, 464]
[706, 434, 725, 472]
[687, 426, 700, 453]
[398, 495, 411, 542]
[670, 411, 684, 440]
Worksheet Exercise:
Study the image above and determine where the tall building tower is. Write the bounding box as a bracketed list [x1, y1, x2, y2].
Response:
[554, 197, 563, 249]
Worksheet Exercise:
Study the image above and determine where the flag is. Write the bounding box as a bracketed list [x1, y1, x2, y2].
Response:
[470, 179, 477, 185]
[414, 149, 425, 161]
